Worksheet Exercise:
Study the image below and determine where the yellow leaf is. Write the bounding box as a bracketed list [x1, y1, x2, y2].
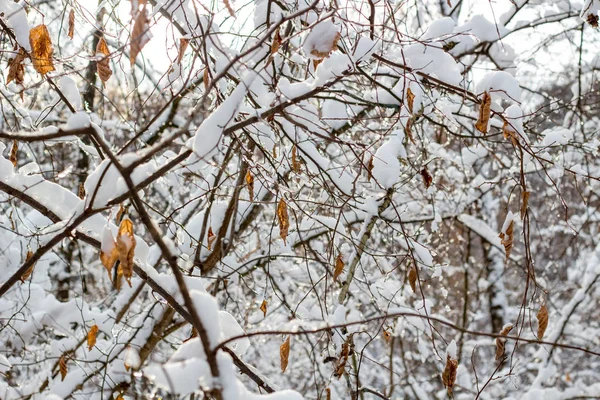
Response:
[59, 355, 68, 381]
[87, 325, 99, 351]
[475, 91, 491, 134]
[280, 336, 290, 373]
[116, 219, 136, 287]
[96, 37, 112, 84]
[537, 303, 548, 340]
[333, 254, 344, 282]
[260, 300, 267, 317]
[68, 9, 75, 40]
[130, 6, 151, 66]
[277, 198, 289, 245]
[245, 170, 254, 202]
[29, 24, 55, 75]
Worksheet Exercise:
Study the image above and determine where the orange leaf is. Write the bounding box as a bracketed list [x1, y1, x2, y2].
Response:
[96, 37, 112, 84]
[245, 170, 254, 202]
[29, 24, 55, 75]
[116, 219, 136, 287]
[280, 336, 290, 373]
[100, 228, 118, 281]
[277, 198, 289, 245]
[475, 91, 491, 134]
[87, 325, 99, 351]
[260, 300, 267, 317]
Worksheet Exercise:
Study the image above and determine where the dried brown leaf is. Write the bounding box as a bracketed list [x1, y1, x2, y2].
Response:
[29, 24, 55, 75]
[291, 145, 301, 173]
[420, 167, 433, 189]
[441, 355, 458, 395]
[310, 32, 341, 59]
[521, 191, 530, 220]
[334, 341, 350, 378]
[59, 355, 68, 381]
[68, 9, 75, 40]
[404, 117, 414, 144]
[6, 48, 26, 87]
[203, 67, 210, 90]
[207, 226, 216, 251]
[130, 6, 151, 66]
[116, 219, 136, 287]
[367, 155, 374, 182]
[495, 323, 513, 361]
[277, 198, 289, 245]
[587, 12, 599, 28]
[9, 140, 18, 167]
[313, 58, 323, 70]
[537, 303, 548, 340]
[245, 170, 254, 202]
[116, 204, 126, 224]
[96, 37, 112, 84]
[260, 300, 267, 317]
[333, 254, 344, 282]
[499, 219, 514, 259]
[325, 388, 331, 400]
[100, 230, 118, 282]
[20, 250, 35, 283]
[78, 183, 86, 199]
[502, 120, 518, 145]
[406, 87, 415, 114]
[382, 329, 392, 344]
[408, 266, 417, 293]
[87, 325, 99, 351]
[271, 28, 282, 55]
[280, 336, 290, 373]
[475, 91, 491, 134]
[177, 38, 189, 64]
